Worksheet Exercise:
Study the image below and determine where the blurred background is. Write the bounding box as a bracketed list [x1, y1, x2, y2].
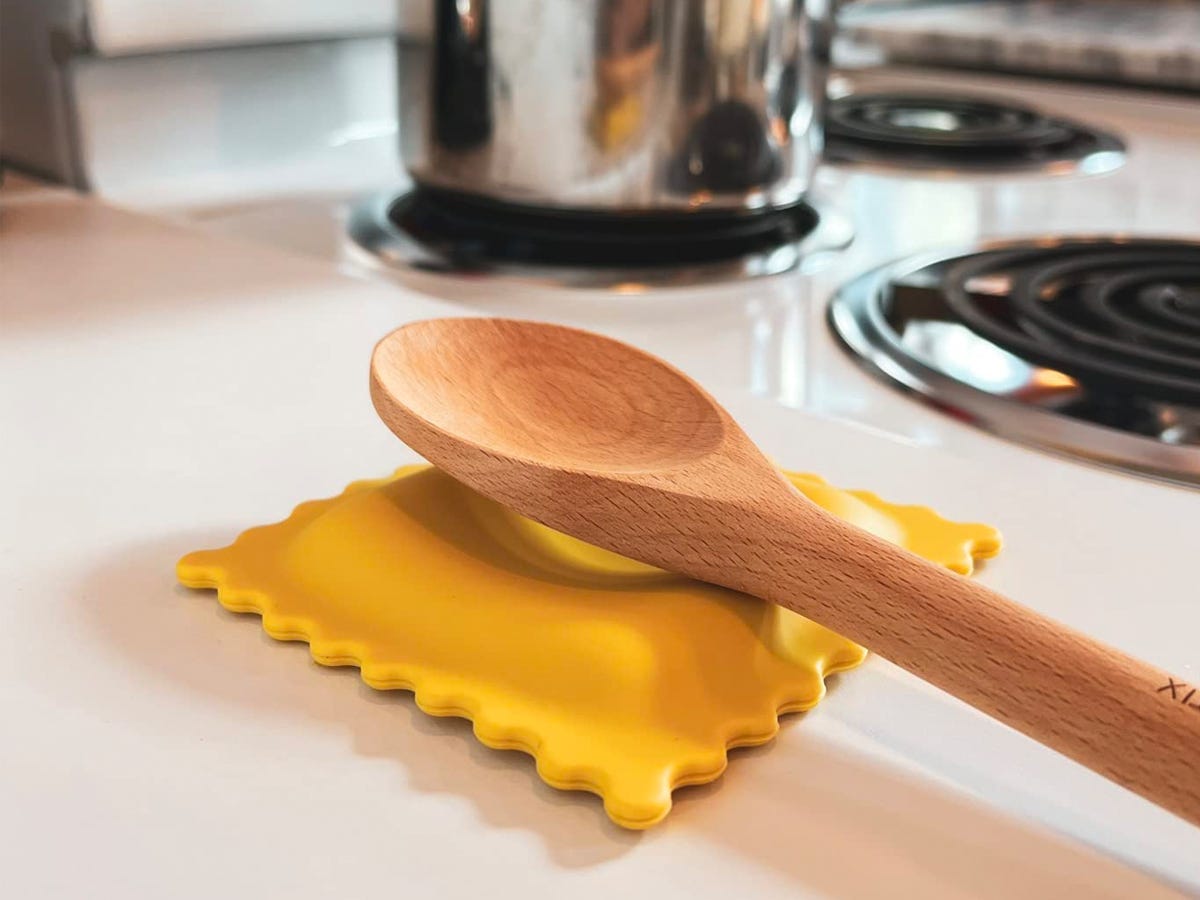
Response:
[5, 0, 1199, 202]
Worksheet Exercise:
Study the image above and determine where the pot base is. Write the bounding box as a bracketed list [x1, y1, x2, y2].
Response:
[346, 186, 853, 289]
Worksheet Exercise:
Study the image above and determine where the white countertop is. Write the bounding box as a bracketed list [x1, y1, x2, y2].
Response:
[3, 179, 1198, 898]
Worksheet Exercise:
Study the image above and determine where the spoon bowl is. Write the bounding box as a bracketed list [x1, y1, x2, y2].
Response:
[371, 318, 729, 473]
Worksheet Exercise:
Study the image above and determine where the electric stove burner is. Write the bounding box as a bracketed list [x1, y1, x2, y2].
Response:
[347, 186, 853, 288]
[829, 239, 1200, 488]
[824, 93, 1126, 175]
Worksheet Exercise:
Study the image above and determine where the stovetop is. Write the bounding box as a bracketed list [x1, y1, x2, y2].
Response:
[8, 182, 1199, 894]
[15, 48, 1200, 897]
[90, 60, 1200, 474]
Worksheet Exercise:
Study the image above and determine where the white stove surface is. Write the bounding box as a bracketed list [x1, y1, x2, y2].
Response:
[8, 51, 1200, 897]
[131, 61, 1200, 453]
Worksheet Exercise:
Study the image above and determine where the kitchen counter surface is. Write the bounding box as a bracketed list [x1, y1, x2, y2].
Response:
[3, 180, 1198, 898]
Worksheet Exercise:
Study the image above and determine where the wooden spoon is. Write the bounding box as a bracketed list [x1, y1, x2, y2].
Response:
[371, 317, 1200, 827]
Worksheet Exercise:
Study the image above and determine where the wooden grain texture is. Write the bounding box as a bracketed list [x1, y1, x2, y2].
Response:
[370, 317, 1200, 828]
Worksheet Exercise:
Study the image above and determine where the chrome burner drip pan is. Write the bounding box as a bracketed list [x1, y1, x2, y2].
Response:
[824, 92, 1126, 176]
[828, 237, 1200, 488]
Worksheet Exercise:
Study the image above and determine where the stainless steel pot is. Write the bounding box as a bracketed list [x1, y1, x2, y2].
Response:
[399, 0, 833, 215]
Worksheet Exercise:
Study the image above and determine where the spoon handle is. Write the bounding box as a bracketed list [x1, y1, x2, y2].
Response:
[745, 492, 1200, 827]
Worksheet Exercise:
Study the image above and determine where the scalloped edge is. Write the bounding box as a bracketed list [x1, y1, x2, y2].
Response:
[177, 465, 1001, 828]
[179, 564, 866, 828]
[788, 473, 1003, 575]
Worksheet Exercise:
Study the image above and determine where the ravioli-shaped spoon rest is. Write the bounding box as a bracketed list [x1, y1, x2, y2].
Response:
[179, 465, 999, 827]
